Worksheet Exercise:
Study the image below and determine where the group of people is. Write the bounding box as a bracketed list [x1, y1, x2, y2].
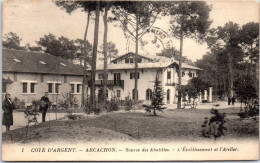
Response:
[2, 92, 50, 132]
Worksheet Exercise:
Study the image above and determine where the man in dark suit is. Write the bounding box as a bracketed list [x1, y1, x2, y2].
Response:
[40, 92, 50, 122]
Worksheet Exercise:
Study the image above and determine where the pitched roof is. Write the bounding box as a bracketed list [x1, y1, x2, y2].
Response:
[110, 52, 153, 63]
[2, 48, 84, 76]
[107, 52, 202, 71]
[95, 61, 202, 71]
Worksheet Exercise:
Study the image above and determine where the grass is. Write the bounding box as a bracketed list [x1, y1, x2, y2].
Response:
[2, 107, 258, 144]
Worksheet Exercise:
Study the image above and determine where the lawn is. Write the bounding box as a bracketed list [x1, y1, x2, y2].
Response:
[2, 107, 258, 144]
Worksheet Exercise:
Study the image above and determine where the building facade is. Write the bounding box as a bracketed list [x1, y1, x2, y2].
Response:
[91, 52, 202, 104]
[2, 49, 86, 106]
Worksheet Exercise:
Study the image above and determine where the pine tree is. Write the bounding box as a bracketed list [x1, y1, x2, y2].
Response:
[151, 72, 166, 116]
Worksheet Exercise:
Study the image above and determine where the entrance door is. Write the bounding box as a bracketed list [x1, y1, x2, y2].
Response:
[167, 89, 170, 104]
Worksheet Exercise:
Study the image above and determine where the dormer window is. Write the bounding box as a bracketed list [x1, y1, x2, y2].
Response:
[60, 63, 66, 66]
[188, 71, 192, 78]
[125, 58, 133, 63]
[13, 59, 21, 63]
[39, 61, 46, 64]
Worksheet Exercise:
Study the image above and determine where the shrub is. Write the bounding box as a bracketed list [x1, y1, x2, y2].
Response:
[124, 94, 133, 111]
[12, 97, 26, 110]
[202, 108, 227, 138]
[234, 74, 259, 118]
[58, 92, 78, 110]
[83, 96, 100, 115]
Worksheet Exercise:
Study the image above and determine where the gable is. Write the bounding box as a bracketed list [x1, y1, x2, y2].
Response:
[111, 52, 153, 64]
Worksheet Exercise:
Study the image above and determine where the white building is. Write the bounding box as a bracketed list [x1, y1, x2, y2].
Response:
[91, 52, 202, 104]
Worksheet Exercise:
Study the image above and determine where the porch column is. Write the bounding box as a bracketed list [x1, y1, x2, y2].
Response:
[199, 91, 202, 103]
[208, 87, 213, 102]
[204, 90, 208, 101]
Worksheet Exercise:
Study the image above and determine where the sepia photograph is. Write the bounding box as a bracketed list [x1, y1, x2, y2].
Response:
[1, 0, 259, 161]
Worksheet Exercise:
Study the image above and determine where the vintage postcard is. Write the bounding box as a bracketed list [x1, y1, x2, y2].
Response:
[1, 0, 259, 161]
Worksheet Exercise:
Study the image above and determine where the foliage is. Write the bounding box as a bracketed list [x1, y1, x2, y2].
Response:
[83, 96, 101, 115]
[74, 38, 93, 64]
[37, 33, 78, 60]
[156, 48, 194, 65]
[181, 77, 209, 109]
[25, 43, 43, 52]
[124, 93, 134, 111]
[167, 1, 212, 109]
[24, 100, 41, 125]
[234, 74, 259, 118]
[149, 73, 166, 115]
[12, 97, 26, 110]
[202, 108, 227, 138]
[100, 41, 119, 62]
[168, 1, 212, 41]
[2, 32, 26, 50]
[58, 92, 78, 110]
[105, 95, 120, 112]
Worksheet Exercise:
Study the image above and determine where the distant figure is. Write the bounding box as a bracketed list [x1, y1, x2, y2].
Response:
[228, 98, 231, 105]
[40, 92, 50, 122]
[2, 93, 14, 133]
[231, 97, 235, 105]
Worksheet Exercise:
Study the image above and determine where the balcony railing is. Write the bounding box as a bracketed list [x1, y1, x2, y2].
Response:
[88, 80, 124, 90]
[165, 82, 177, 86]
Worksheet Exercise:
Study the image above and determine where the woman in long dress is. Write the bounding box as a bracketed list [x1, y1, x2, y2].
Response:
[2, 93, 14, 132]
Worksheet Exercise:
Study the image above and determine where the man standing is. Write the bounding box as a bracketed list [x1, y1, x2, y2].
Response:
[40, 92, 50, 122]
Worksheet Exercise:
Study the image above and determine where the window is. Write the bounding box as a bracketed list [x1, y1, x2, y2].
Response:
[60, 63, 66, 66]
[48, 81, 60, 94]
[30, 83, 35, 93]
[125, 58, 129, 63]
[55, 83, 60, 93]
[39, 61, 46, 64]
[23, 83, 27, 93]
[117, 90, 121, 98]
[167, 71, 171, 79]
[146, 89, 152, 100]
[13, 58, 21, 63]
[70, 82, 82, 94]
[182, 72, 185, 77]
[188, 71, 192, 78]
[98, 73, 103, 79]
[48, 83, 53, 93]
[130, 72, 139, 79]
[132, 89, 138, 100]
[137, 58, 142, 63]
[114, 73, 121, 85]
[76, 84, 81, 93]
[106, 90, 108, 98]
[21, 80, 37, 94]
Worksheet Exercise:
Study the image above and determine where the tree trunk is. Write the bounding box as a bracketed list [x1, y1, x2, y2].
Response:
[91, 1, 100, 109]
[227, 52, 234, 100]
[177, 23, 184, 109]
[102, 5, 108, 102]
[134, 14, 139, 104]
[81, 10, 90, 106]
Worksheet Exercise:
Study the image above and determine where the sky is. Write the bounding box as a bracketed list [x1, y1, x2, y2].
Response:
[2, 0, 259, 62]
